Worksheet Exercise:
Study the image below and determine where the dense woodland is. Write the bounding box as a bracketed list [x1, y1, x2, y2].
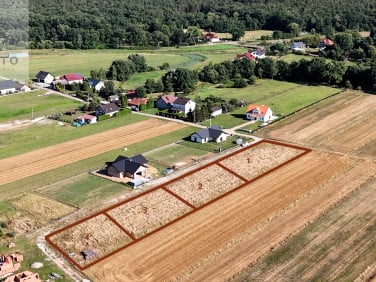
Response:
[23, 0, 376, 49]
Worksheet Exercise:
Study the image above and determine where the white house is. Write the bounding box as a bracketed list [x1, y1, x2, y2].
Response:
[0, 80, 16, 94]
[61, 73, 84, 85]
[246, 104, 273, 122]
[16, 83, 31, 92]
[106, 155, 148, 179]
[96, 102, 120, 117]
[191, 126, 229, 144]
[35, 71, 54, 84]
[76, 114, 97, 124]
[210, 105, 223, 117]
[251, 50, 266, 59]
[89, 79, 105, 92]
[172, 97, 196, 115]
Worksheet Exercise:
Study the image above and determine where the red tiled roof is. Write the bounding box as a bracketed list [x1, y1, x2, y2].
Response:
[63, 73, 83, 81]
[161, 94, 177, 104]
[321, 38, 334, 46]
[204, 33, 219, 39]
[246, 104, 270, 116]
[128, 98, 148, 106]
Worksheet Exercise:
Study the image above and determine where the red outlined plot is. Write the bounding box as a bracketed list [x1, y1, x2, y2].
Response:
[106, 188, 193, 239]
[45, 140, 311, 270]
[165, 164, 245, 208]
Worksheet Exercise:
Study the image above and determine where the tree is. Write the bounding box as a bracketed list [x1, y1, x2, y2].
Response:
[136, 86, 147, 98]
[128, 54, 147, 72]
[162, 68, 198, 94]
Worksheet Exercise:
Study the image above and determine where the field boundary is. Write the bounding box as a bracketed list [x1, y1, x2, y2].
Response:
[45, 139, 311, 270]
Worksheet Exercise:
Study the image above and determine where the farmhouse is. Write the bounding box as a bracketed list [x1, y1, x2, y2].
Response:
[191, 126, 230, 143]
[0, 253, 23, 276]
[16, 83, 31, 92]
[88, 79, 105, 92]
[128, 97, 148, 109]
[204, 32, 220, 43]
[4, 271, 42, 282]
[0, 80, 17, 94]
[236, 52, 256, 61]
[246, 104, 273, 122]
[106, 154, 148, 179]
[35, 71, 54, 84]
[320, 38, 334, 48]
[61, 73, 84, 84]
[96, 102, 119, 117]
[156, 95, 195, 115]
[290, 41, 306, 52]
[76, 114, 97, 124]
[210, 105, 223, 117]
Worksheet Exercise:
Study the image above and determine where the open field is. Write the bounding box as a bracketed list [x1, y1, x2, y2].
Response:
[234, 174, 376, 281]
[0, 118, 186, 186]
[81, 148, 376, 281]
[45, 140, 312, 272]
[0, 90, 83, 123]
[257, 91, 376, 157]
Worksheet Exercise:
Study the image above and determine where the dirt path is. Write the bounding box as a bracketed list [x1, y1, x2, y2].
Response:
[83, 151, 375, 281]
[0, 118, 186, 185]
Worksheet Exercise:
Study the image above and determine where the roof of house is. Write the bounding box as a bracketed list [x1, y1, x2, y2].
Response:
[246, 104, 270, 116]
[211, 105, 222, 112]
[128, 97, 148, 106]
[78, 114, 96, 120]
[236, 52, 256, 60]
[321, 38, 334, 46]
[0, 80, 16, 90]
[63, 73, 83, 81]
[160, 94, 177, 104]
[291, 41, 306, 49]
[173, 97, 191, 105]
[98, 102, 119, 114]
[204, 32, 219, 39]
[36, 70, 52, 79]
[108, 154, 148, 174]
[88, 79, 102, 88]
[193, 126, 227, 140]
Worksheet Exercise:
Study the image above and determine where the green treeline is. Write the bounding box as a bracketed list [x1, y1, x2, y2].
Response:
[24, 0, 376, 49]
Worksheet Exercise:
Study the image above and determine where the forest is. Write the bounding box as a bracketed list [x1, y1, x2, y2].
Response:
[21, 0, 376, 49]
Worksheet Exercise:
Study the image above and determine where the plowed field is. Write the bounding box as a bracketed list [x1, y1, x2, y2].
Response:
[0, 118, 186, 185]
[257, 91, 376, 157]
[84, 151, 375, 281]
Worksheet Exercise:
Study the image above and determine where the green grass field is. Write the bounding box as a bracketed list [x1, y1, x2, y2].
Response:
[192, 80, 341, 128]
[0, 113, 148, 159]
[0, 126, 197, 202]
[0, 90, 83, 123]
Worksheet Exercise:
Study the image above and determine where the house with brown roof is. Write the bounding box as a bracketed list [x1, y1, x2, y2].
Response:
[204, 32, 220, 43]
[236, 52, 256, 61]
[106, 155, 148, 179]
[96, 102, 119, 117]
[156, 94, 177, 110]
[4, 271, 41, 282]
[246, 104, 273, 122]
[128, 98, 148, 110]
[210, 105, 223, 117]
[320, 38, 334, 48]
[171, 97, 196, 115]
[0, 253, 23, 277]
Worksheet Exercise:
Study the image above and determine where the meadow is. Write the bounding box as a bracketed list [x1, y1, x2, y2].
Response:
[0, 89, 83, 123]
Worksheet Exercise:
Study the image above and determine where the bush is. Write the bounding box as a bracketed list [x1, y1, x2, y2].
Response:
[6, 231, 15, 238]
[0, 221, 8, 228]
[97, 114, 111, 121]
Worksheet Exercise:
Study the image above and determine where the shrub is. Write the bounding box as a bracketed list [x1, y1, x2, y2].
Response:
[0, 221, 8, 228]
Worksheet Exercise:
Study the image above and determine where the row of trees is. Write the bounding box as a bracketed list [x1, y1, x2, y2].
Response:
[28, 0, 376, 49]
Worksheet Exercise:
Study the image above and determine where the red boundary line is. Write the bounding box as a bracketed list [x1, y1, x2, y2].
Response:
[216, 162, 249, 183]
[161, 186, 197, 210]
[45, 140, 311, 270]
[103, 212, 136, 241]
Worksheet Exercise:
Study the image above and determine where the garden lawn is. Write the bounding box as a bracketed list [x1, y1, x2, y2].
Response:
[0, 126, 197, 203]
[178, 135, 242, 152]
[0, 90, 83, 122]
[0, 113, 147, 159]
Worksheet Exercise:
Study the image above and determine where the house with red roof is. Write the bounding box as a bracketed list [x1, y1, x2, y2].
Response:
[156, 94, 177, 110]
[246, 104, 273, 122]
[61, 73, 84, 84]
[204, 32, 220, 43]
[128, 97, 148, 110]
[320, 38, 334, 48]
[236, 52, 256, 61]
[0, 253, 23, 277]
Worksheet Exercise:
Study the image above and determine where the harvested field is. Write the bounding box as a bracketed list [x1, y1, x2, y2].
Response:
[165, 164, 244, 207]
[49, 214, 132, 267]
[257, 91, 376, 157]
[11, 193, 77, 225]
[219, 142, 304, 180]
[234, 166, 376, 282]
[107, 188, 193, 238]
[83, 151, 374, 281]
[0, 118, 186, 186]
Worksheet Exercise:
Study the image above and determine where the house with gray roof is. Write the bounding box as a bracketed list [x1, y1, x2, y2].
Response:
[0, 80, 16, 94]
[190, 126, 230, 144]
[106, 154, 148, 179]
[96, 102, 119, 117]
[35, 71, 54, 84]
